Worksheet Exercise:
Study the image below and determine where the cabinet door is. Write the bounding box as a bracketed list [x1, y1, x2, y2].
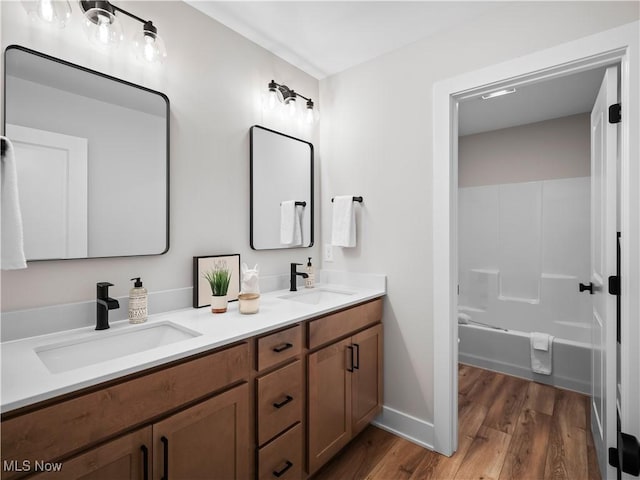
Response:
[351, 324, 383, 435]
[31, 427, 152, 480]
[307, 338, 352, 474]
[153, 383, 249, 480]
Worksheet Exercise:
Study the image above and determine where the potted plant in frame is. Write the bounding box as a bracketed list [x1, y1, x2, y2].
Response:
[203, 260, 232, 313]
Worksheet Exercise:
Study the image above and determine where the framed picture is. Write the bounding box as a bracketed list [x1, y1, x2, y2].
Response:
[193, 254, 241, 308]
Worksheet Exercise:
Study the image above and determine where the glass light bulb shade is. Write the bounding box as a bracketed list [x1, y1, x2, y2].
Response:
[133, 31, 167, 64]
[22, 0, 72, 27]
[305, 107, 314, 124]
[82, 8, 123, 47]
[267, 89, 278, 109]
[287, 98, 297, 117]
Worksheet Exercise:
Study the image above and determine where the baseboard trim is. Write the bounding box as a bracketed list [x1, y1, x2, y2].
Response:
[371, 405, 435, 451]
[459, 352, 590, 395]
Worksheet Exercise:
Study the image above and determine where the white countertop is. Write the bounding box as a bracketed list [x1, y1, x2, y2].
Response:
[1, 278, 385, 413]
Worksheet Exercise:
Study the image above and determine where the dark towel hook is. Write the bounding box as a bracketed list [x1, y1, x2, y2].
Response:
[1, 138, 6, 158]
[331, 196, 363, 203]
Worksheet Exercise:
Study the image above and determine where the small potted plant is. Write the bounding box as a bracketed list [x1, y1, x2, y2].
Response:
[203, 260, 232, 313]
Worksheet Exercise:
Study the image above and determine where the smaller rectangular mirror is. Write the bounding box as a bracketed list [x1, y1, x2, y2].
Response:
[250, 126, 313, 250]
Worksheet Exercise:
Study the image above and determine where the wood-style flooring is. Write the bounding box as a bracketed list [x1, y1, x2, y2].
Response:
[313, 364, 601, 480]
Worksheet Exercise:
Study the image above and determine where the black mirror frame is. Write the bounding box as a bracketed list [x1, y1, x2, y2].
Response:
[3, 44, 170, 260]
[249, 125, 314, 250]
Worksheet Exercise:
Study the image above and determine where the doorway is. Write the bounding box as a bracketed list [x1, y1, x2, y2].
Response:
[455, 65, 611, 478]
[432, 22, 639, 480]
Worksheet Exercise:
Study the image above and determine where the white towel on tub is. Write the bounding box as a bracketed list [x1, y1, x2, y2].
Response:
[530, 332, 553, 375]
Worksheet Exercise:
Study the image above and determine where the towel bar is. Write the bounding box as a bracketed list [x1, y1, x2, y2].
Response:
[331, 196, 363, 203]
[1, 138, 6, 157]
[280, 201, 307, 207]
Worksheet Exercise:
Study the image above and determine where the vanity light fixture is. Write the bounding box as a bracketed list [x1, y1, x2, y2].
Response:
[79, 1, 167, 63]
[267, 80, 316, 123]
[22, 0, 73, 28]
[481, 88, 517, 100]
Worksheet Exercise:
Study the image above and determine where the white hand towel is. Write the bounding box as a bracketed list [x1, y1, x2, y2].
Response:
[530, 332, 553, 375]
[1, 137, 27, 270]
[331, 196, 356, 247]
[531, 331, 549, 351]
[280, 201, 302, 246]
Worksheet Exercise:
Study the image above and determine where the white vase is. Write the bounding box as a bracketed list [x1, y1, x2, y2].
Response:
[211, 294, 228, 313]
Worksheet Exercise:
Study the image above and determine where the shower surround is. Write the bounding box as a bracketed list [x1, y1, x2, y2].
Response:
[458, 176, 591, 393]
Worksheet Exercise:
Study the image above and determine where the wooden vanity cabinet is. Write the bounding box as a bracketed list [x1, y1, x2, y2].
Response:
[28, 385, 249, 480]
[255, 325, 304, 480]
[1, 297, 383, 480]
[30, 427, 152, 480]
[1, 343, 250, 480]
[307, 300, 383, 475]
[152, 383, 249, 480]
[351, 324, 384, 435]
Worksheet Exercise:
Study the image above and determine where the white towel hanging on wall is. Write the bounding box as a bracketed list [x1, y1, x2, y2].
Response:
[280, 200, 302, 246]
[1, 137, 27, 270]
[331, 195, 357, 247]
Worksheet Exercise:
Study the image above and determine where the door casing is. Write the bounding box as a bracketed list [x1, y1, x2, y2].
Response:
[432, 22, 640, 479]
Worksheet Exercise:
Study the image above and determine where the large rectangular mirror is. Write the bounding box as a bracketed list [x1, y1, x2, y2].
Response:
[250, 126, 313, 250]
[3, 45, 169, 260]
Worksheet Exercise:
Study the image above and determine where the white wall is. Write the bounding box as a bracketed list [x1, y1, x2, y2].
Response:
[319, 1, 639, 431]
[459, 113, 590, 187]
[1, 0, 320, 311]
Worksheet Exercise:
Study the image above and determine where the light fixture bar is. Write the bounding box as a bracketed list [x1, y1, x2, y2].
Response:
[481, 88, 517, 100]
[80, 1, 148, 27]
[267, 80, 315, 122]
[79, 0, 166, 63]
[109, 3, 147, 24]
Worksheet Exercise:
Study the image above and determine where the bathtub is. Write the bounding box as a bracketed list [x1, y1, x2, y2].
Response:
[458, 323, 591, 395]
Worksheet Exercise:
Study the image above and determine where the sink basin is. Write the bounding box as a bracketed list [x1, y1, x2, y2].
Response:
[279, 288, 356, 305]
[35, 322, 201, 374]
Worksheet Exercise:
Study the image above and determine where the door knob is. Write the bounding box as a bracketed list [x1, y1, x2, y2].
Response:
[579, 282, 594, 294]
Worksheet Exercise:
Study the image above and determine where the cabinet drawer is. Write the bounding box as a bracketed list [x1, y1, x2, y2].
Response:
[1, 343, 249, 475]
[257, 324, 302, 371]
[257, 360, 302, 445]
[258, 424, 303, 480]
[308, 298, 382, 349]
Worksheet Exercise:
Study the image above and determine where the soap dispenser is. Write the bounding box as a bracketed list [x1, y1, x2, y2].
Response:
[128, 277, 148, 324]
[305, 257, 315, 288]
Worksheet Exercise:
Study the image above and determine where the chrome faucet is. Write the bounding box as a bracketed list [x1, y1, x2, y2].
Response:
[96, 282, 120, 330]
[290, 263, 309, 292]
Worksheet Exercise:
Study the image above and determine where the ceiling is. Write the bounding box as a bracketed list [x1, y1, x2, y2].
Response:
[186, 1, 608, 134]
[458, 66, 607, 136]
[185, 1, 500, 79]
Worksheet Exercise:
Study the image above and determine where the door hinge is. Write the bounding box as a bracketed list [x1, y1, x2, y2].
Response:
[609, 275, 620, 296]
[609, 432, 640, 476]
[609, 103, 622, 124]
